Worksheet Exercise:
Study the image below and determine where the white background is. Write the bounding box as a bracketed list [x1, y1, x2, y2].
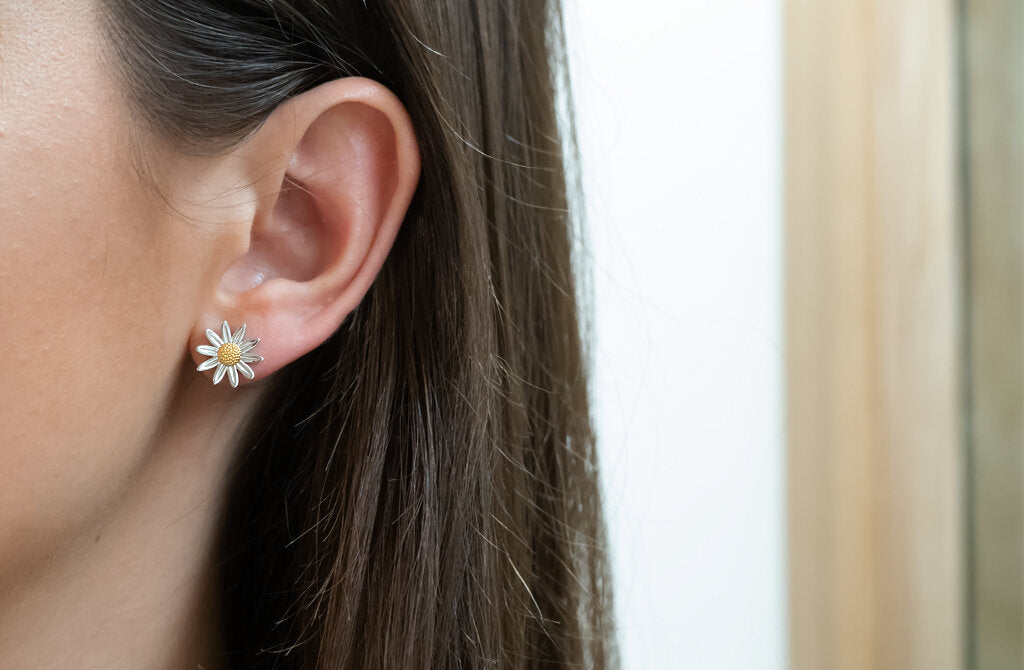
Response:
[563, 1, 785, 667]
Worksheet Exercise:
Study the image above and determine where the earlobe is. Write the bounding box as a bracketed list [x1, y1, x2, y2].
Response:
[191, 77, 420, 386]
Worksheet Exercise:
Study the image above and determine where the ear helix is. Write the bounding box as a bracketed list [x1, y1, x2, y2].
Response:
[195, 320, 264, 388]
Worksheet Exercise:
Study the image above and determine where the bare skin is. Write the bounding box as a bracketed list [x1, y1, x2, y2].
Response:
[0, 2, 420, 668]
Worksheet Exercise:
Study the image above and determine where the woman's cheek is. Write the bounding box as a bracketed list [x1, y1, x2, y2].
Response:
[0, 7, 190, 584]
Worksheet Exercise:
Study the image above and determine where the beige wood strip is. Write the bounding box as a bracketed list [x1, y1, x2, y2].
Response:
[785, 1, 964, 668]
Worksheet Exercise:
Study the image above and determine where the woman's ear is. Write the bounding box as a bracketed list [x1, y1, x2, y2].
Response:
[188, 77, 420, 386]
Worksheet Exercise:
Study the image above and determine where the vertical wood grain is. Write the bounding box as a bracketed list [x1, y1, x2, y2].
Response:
[785, 1, 964, 668]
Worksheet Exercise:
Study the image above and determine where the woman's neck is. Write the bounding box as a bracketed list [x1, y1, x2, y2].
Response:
[0, 362, 263, 669]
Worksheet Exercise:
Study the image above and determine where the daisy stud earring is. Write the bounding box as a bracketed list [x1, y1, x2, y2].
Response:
[195, 320, 264, 388]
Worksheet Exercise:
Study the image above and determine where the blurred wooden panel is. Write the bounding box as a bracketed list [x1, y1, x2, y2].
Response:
[963, 0, 1024, 668]
[785, 1, 963, 669]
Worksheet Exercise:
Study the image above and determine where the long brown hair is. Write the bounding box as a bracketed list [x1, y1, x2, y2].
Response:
[98, 1, 615, 667]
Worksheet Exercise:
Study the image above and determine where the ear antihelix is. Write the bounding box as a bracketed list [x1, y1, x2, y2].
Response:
[195, 320, 264, 388]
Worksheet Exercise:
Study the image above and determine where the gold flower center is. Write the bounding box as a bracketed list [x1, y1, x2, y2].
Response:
[217, 342, 241, 366]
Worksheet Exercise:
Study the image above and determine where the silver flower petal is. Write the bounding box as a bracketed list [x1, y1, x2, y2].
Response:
[206, 329, 223, 347]
[196, 344, 218, 356]
[237, 361, 254, 379]
[228, 366, 239, 388]
[240, 353, 263, 363]
[232, 323, 246, 344]
[197, 357, 219, 372]
[240, 337, 260, 352]
[221, 320, 232, 344]
[213, 364, 227, 385]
